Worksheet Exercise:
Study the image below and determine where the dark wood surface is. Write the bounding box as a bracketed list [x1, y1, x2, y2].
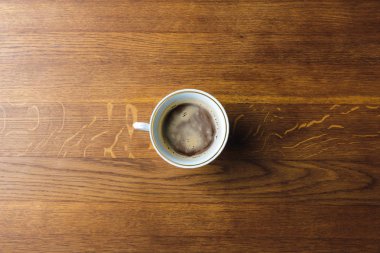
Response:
[0, 1, 380, 252]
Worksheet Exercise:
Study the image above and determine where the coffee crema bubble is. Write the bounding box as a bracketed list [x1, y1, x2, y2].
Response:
[162, 103, 215, 156]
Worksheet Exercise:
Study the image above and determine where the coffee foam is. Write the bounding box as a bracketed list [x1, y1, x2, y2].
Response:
[162, 103, 215, 156]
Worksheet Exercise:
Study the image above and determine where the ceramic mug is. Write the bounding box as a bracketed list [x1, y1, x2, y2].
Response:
[133, 89, 229, 168]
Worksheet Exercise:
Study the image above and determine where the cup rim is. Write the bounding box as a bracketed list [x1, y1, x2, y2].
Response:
[149, 89, 229, 169]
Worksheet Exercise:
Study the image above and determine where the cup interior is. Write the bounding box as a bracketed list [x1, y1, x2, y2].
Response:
[150, 89, 229, 168]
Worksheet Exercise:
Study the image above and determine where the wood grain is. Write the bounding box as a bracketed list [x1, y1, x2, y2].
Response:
[0, 0, 380, 252]
[1, 1, 379, 34]
[0, 202, 379, 252]
[0, 157, 379, 205]
[1, 33, 379, 102]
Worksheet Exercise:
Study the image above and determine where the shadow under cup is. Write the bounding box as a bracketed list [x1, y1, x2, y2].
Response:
[150, 90, 229, 169]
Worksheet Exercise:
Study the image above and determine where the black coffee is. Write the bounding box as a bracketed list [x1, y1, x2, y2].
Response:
[162, 103, 215, 156]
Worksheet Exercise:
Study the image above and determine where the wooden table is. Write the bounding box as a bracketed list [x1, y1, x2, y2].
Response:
[0, 1, 379, 252]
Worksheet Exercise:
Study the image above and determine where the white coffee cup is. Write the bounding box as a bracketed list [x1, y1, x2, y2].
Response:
[133, 89, 229, 169]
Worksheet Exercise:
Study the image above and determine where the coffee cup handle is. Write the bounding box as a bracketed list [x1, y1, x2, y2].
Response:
[133, 122, 150, 132]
